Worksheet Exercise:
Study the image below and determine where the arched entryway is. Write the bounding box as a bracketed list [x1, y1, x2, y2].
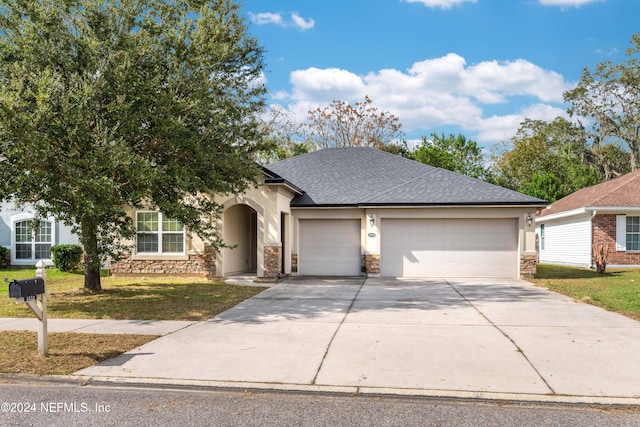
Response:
[222, 204, 258, 275]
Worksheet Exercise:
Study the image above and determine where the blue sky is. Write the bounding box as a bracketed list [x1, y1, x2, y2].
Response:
[241, 0, 638, 148]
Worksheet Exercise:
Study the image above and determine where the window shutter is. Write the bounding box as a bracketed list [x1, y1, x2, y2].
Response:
[616, 215, 626, 251]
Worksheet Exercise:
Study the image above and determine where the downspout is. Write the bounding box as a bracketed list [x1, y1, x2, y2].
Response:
[590, 210, 597, 269]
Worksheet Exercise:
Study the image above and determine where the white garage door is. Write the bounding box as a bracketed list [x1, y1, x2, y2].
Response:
[298, 219, 361, 276]
[381, 218, 518, 278]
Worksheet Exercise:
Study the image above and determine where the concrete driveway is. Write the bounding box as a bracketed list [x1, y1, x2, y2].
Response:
[76, 277, 640, 403]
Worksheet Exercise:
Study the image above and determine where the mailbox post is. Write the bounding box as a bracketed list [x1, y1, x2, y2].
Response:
[34, 260, 48, 356]
[7, 260, 48, 356]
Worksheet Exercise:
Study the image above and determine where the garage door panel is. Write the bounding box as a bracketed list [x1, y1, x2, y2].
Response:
[381, 219, 517, 278]
[299, 219, 361, 276]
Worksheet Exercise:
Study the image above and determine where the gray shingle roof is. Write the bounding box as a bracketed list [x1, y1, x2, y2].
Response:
[264, 147, 545, 207]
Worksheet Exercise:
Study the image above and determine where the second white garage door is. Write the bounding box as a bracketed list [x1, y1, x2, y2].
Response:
[381, 218, 518, 278]
[298, 219, 362, 276]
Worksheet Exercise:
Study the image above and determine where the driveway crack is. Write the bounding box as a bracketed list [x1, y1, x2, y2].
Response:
[445, 280, 556, 395]
[311, 278, 367, 385]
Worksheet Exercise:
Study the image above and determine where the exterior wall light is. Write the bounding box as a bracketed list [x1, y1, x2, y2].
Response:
[526, 213, 533, 227]
[369, 214, 375, 227]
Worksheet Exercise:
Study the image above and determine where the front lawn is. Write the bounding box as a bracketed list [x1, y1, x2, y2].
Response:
[530, 264, 640, 320]
[0, 268, 267, 375]
[0, 331, 157, 375]
[0, 267, 266, 320]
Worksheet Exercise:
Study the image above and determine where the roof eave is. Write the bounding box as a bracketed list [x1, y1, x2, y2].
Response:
[291, 202, 547, 209]
[584, 206, 640, 213]
[535, 207, 589, 223]
[537, 205, 640, 223]
[264, 177, 304, 195]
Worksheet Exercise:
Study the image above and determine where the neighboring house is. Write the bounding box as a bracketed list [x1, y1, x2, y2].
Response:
[113, 148, 545, 279]
[536, 169, 640, 268]
[0, 201, 81, 266]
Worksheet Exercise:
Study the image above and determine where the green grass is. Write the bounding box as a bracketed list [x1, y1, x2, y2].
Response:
[0, 331, 157, 375]
[0, 267, 266, 375]
[530, 264, 640, 320]
[0, 267, 266, 320]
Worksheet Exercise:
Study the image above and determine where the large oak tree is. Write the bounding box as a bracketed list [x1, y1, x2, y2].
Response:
[491, 118, 607, 202]
[0, 0, 267, 290]
[565, 32, 640, 170]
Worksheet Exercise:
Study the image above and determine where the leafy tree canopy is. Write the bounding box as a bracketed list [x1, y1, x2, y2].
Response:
[491, 118, 605, 202]
[410, 132, 490, 180]
[303, 96, 403, 149]
[0, 0, 267, 290]
[256, 105, 311, 164]
[564, 32, 640, 171]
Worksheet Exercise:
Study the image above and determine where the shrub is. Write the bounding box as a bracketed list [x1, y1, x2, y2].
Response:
[0, 246, 9, 268]
[50, 244, 83, 272]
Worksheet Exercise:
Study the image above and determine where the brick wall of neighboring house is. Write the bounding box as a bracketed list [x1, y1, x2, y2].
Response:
[111, 246, 216, 277]
[263, 245, 281, 278]
[519, 254, 537, 278]
[592, 214, 640, 265]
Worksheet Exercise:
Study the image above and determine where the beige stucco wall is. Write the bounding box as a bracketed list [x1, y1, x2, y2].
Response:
[361, 206, 537, 254]
[118, 181, 296, 278]
[289, 206, 538, 278]
[118, 184, 538, 279]
[215, 183, 295, 278]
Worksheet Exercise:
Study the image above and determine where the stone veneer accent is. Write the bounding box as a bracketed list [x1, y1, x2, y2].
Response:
[291, 253, 298, 273]
[111, 246, 216, 278]
[519, 254, 537, 278]
[592, 214, 640, 265]
[263, 245, 282, 278]
[365, 253, 380, 275]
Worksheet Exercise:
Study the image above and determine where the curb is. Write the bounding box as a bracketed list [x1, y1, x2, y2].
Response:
[3, 373, 638, 409]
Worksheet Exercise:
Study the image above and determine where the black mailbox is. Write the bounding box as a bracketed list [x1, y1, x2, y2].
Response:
[8, 277, 45, 299]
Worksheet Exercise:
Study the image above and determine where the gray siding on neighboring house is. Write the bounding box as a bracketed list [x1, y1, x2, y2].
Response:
[537, 214, 592, 267]
[56, 221, 80, 246]
[0, 201, 20, 248]
[0, 201, 81, 265]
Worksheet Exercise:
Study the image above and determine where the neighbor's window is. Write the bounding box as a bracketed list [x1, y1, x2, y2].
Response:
[540, 224, 545, 251]
[136, 212, 185, 254]
[626, 216, 640, 251]
[15, 220, 52, 260]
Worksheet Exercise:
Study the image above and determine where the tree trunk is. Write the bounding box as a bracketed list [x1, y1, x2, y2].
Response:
[81, 219, 102, 291]
[592, 243, 608, 275]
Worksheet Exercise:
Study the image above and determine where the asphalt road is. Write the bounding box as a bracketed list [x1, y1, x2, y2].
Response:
[0, 381, 639, 427]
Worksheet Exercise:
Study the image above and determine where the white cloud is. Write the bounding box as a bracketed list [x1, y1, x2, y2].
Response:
[538, 0, 603, 6]
[462, 58, 568, 103]
[249, 12, 284, 26]
[290, 67, 366, 101]
[279, 54, 573, 143]
[403, 0, 477, 9]
[474, 104, 568, 143]
[290, 13, 315, 30]
[249, 11, 315, 31]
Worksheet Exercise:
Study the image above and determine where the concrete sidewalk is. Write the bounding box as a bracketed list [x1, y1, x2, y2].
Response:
[0, 317, 196, 335]
[69, 277, 640, 405]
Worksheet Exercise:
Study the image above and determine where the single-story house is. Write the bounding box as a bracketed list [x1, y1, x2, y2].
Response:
[535, 169, 640, 268]
[112, 147, 545, 279]
[0, 201, 81, 266]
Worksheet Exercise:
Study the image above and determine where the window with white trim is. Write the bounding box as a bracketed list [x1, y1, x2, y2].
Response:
[136, 212, 185, 254]
[15, 219, 52, 260]
[626, 216, 640, 251]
